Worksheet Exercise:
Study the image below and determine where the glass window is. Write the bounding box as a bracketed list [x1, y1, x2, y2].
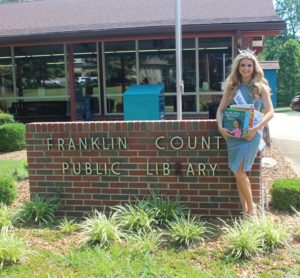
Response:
[104, 41, 136, 113]
[199, 37, 232, 92]
[14, 45, 66, 100]
[74, 43, 100, 115]
[139, 39, 176, 92]
[0, 48, 13, 98]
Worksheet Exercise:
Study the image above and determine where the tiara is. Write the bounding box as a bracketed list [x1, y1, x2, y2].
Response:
[238, 48, 256, 56]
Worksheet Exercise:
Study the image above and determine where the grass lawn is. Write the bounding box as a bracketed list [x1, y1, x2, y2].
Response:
[0, 159, 27, 180]
[274, 106, 300, 114]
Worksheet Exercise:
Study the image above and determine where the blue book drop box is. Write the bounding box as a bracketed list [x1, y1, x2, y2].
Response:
[124, 84, 165, 120]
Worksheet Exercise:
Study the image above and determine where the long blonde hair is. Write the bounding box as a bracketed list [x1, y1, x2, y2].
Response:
[224, 49, 270, 99]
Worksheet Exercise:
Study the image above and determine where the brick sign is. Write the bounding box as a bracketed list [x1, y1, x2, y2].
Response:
[26, 120, 261, 217]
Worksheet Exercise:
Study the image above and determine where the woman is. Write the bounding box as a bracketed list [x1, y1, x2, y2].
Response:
[216, 49, 274, 216]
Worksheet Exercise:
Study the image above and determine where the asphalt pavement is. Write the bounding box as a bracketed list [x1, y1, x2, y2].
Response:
[268, 113, 300, 177]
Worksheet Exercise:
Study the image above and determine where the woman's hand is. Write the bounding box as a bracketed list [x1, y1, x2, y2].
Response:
[218, 127, 234, 139]
[243, 127, 257, 141]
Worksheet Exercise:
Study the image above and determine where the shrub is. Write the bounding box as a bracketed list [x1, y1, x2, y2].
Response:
[271, 179, 300, 211]
[221, 218, 263, 260]
[20, 195, 58, 225]
[0, 230, 30, 268]
[81, 210, 124, 248]
[0, 123, 26, 152]
[114, 203, 157, 234]
[0, 176, 17, 205]
[0, 113, 14, 125]
[168, 213, 210, 248]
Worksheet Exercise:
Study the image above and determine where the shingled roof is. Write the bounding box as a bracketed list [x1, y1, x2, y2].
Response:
[0, 0, 285, 44]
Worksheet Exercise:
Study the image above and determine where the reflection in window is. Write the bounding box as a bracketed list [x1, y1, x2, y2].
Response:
[74, 43, 99, 115]
[199, 37, 232, 92]
[0, 48, 13, 112]
[104, 41, 136, 113]
[14, 45, 66, 99]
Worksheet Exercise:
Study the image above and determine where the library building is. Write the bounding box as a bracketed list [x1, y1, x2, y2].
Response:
[0, 0, 284, 122]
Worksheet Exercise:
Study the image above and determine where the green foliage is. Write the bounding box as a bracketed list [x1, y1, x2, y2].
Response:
[0, 230, 30, 269]
[0, 160, 28, 182]
[0, 113, 14, 125]
[81, 210, 124, 247]
[0, 204, 20, 231]
[0, 123, 26, 152]
[128, 230, 165, 254]
[168, 213, 210, 247]
[221, 218, 263, 260]
[0, 176, 16, 205]
[137, 193, 187, 226]
[58, 217, 79, 234]
[271, 178, 300, 211]
[114, 203, 157, 233]
[292, 207, 300, 239]
[20, 195, 58, 225]
[254, 217, 288, 252]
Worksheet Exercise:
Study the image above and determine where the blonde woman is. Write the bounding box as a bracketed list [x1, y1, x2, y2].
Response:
[216, 49, 274, 216]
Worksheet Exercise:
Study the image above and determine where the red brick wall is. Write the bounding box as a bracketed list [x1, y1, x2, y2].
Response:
[25, 120, 261, 218]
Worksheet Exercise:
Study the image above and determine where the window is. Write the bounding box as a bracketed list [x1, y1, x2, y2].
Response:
[73, 43, 100, 115]
[0, 48, 13, 111]
[14, 45, 66, 100]
[104, 41, 136, 113]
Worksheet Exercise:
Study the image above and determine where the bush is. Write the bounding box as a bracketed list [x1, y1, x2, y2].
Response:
[0, 123, 26, 152]
[0, 176, 17, 205]
[0, 204, 20, 231]
[0, 113, 14, 125]
[271, 179, 300, 211]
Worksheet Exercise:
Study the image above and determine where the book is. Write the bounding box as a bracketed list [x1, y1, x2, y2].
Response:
[223, 108, 251, 138]
[230, 105, 255, 127]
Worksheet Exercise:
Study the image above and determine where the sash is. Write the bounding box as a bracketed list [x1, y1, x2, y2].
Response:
[233, 89, 247, 105]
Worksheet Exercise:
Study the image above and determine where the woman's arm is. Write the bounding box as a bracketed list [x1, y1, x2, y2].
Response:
[216, 93, 234, 139]
[244, 85, 274, 140]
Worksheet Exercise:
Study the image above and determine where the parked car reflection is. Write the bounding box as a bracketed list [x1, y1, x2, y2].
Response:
[290, 95, 300, 111]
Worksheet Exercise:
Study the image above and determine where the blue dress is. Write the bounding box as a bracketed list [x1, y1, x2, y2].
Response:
[226, 84, 262, 173]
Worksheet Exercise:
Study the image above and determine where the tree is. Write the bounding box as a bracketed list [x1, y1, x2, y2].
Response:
[261, 0, 300, 106]
[277, 39, 300, 106]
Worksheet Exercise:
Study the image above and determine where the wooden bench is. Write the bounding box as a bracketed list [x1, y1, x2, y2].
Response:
[9, 101, 68, 123]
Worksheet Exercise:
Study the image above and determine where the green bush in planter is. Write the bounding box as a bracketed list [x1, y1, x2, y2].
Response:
[271, 179, 300, 211]
[0, 175, 17, 205]
[0, 123, 26, 152]
[0, 113, 14, 125]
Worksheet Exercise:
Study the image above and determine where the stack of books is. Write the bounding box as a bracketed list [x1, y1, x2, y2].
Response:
[223, 104, 255, 138]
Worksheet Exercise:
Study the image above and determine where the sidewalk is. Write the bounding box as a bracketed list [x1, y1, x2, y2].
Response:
[268, 113, 300, 177]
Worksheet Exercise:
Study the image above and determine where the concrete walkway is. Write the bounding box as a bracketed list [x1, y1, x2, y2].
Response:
[268, 113, 300, 177]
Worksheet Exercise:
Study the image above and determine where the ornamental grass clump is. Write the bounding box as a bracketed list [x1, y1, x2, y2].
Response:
[128, 230, 165, 254]
[221, 218, 263, 260]
[81, 210, 124, 248]
[0, 203, 20, 231]
[168, 213, 210, 248]
[114, 203, 157, 234]
[58, 217, 80, 234]
[292, 207, 300, 240]
[254, 216, 288, 252]
[137, 193, 187, 226]
[0, 230, 31, 269]
[20, 195, 58, 225]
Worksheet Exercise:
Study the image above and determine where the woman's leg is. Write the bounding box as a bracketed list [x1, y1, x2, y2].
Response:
[234, 163, 256, 214]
